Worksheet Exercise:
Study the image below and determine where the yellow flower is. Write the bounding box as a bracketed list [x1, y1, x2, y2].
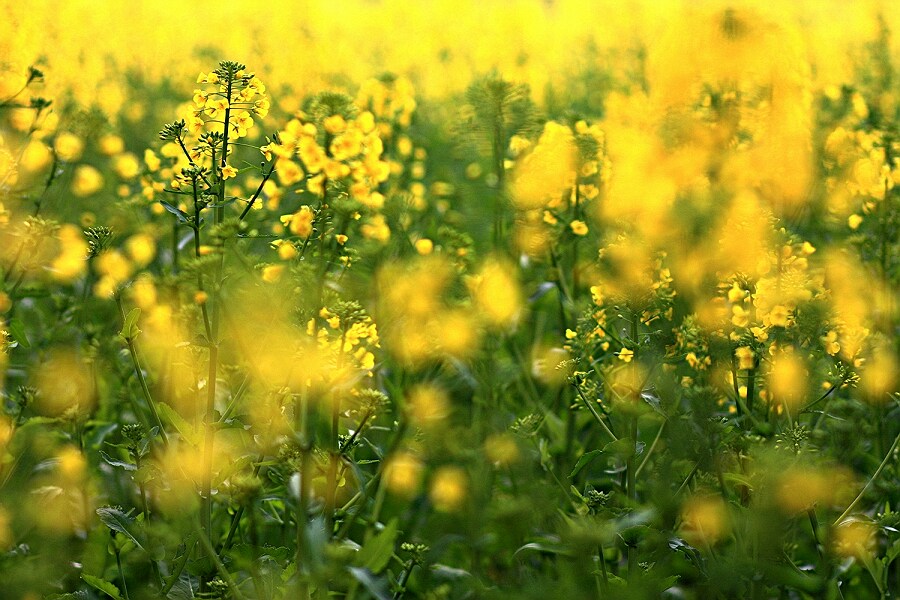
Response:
[735, 346, 754, 370]
[570, 220, 589, 236]
[54, 132, 84, 162]
[125, 233, 156, 266]
[323, 114, 346, 134]
[98, 133, 124, 156]
[768, 305, 790, 327]
[71, 165, 104, 197]
[731, 305, 750, 328]
[750, 326, 769, 342]
[469, 258, 521, 327]
[192, 89, 208, 108]
[414, 238, 433, 255]
[821, 331, 840, 356]
[848, 214, 863, 230]
[430, 466, 468, 512]
[262, 265, 284, 283]
[384, 452, 423, 498]
[205, 97, 228, 119]
[618, 347, 634, 363]
[221, 165, 238, 179]
[287, 206, 314, 238]
[727, 283, 746, 304]
[361, 215, 391, 243]
[685, 352, 701, 369]
[113, 153, 141, 179]
[230, 110, 254, 138]
[144, 149, 161, 172]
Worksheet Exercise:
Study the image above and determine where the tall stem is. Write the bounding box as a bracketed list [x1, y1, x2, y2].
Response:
[626, 311, 639, 576]
[200, 64, 235, 593]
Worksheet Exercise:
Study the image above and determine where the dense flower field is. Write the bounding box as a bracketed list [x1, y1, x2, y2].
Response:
[0, 1, 898, 598]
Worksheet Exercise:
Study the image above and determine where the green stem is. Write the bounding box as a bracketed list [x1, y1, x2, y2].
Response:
[626, 312, 639, 577]
[114, 545, 131, 600]
[392, 559, 419, 600]
[833, 427, 900, 527]
[239, 158, 276, 220]
[573, 385, 618, 442]
[635, 419, 665, 477]
[195, 519, 248, 600]
[160, 533, 197, 595]
[116, 295, 168, 447]
[199, 65, 235, 593]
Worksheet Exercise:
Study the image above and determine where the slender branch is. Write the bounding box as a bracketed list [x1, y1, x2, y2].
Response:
[116, 295, 168, 447]
[239, 158, 276, 220]
[195, 520, 248, 600]
[635, 419, 666, 477]
[573, 385, 618, 442]
[833, 427, 900, 527]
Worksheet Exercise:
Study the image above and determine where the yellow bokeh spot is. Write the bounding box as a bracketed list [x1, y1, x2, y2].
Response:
[429, 466, 468, 512]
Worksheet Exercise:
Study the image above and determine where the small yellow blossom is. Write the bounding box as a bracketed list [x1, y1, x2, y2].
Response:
[430, 466, 468, 512]
[262, 265, 285, 283]
[414, 238, 433, 255]
[98, 133, 125, 156]
[735, 346, 754, 370]
[731, 305, 750, 328]
[618, 347, 634, 362]
[54, 132, 84, 162]
[71, 165, 104, 197]
[570, 220, 589, 236]
[750, 326, 769, 342]
[287, 206, 314, 238]
[822, 331, 840, 355]
[727, 283, 746, 304]
[768, 305, 790, 327]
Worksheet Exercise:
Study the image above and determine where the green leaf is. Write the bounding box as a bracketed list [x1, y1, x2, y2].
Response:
[354, 518, 398, 574]
[81, 574, 124, 600]
[7, 318, 30, 348]
[603, 438, 643, 460]
[160, 201, 190, 223]
[213, 454, 255, 488]
[96, 507, 144, 551]
[513, 541, 575, 558]
[156, 402, 200, 447]
[569, 449, 604, 478]
[99, 450, 137, 472]
[722, 472, 754, 491]
[119, 307, 141, 340]
[347, 566, 391, 600]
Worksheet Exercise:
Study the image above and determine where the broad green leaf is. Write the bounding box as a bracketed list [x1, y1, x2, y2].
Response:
[96, 507, 144, 551]
[81, 574, 124, 600]
[354, 518, 398, 574]
[513, 541, 575, 558]
[119, 307, 141, 340]
[603, 438, 643, 460]
[99, 450, 137, 472]
[7, 318, 30, 348]
[569, 449, 604, 478]
[159, 200, 190, 223]
[347, 566, 391, 600]
[156, 402, 200, 447]
[213, 454, 255, 488]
